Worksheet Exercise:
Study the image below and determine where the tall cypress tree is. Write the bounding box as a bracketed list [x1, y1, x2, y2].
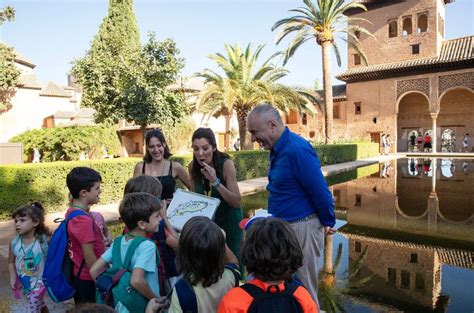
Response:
[71, 0, 140, 124]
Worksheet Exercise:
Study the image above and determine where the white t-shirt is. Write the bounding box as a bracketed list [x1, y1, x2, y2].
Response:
[169, 266, 238, 313]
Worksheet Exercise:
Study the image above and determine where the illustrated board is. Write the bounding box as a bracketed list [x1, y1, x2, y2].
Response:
[167, 188, 220, 231]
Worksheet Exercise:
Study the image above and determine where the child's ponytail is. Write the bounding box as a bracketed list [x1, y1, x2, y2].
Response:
[31, 202, 49, 239]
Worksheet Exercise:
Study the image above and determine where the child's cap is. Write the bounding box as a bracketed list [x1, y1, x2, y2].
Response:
[239, 209, 273, 231]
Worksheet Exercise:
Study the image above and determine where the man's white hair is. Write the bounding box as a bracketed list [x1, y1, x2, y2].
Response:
[249, 103, 283, 124]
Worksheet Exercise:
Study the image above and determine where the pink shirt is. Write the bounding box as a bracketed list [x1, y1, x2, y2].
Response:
[66, 208, 105, 281]
[90, 211, 109, 246]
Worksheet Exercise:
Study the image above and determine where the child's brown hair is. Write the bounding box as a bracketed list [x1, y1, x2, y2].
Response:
[12, 202, 49, 239]
[119, 192, 161, 231]
[241, 217, 303, 282]
[177, 216, 226, 287]
[124, 175, 162, 198]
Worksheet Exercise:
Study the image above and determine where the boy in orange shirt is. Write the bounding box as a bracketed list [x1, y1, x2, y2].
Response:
[218, 217, 318, 313]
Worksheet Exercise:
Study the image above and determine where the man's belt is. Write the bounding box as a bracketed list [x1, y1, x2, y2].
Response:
[288, 213, 318, 224]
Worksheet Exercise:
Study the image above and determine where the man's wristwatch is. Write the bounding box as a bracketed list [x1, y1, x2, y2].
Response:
[211, 178, 221, 187]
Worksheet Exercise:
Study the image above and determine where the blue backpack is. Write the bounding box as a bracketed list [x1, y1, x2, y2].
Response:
[43, 210, 88, 302]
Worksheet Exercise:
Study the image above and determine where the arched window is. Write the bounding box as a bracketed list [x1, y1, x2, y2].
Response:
[402, 17, 412, 36]
[388, 20, 397, 38]
[408, 130, 419, 152]
[441, 129, 455, 152]
[417, 14, 428, 33]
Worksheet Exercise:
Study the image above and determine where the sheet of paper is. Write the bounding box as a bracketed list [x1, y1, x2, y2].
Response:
[167, 188, 220, 231]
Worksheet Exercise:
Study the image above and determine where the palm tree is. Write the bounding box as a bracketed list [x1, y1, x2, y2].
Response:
[319, 241, 373, 312]
[196, 44, 313, 149]
[272, 0, 371, 144]
[0, 5, 15, 26]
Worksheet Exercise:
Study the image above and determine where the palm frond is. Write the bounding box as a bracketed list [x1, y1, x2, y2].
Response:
[283, 30, 314, 65]
[275, 23, 309, 45]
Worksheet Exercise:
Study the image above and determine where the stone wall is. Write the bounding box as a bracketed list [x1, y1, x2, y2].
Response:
[0, 88, 76, 142]
[348, 0, 444, 67]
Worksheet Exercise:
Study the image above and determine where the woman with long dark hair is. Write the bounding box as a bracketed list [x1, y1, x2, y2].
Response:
[133, 129, 191, 202]
[188, 128, 243, 258]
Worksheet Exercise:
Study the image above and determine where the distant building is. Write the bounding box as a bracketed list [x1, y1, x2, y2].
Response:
[286, 0, 473, 152]
[118, 76, 241, 156]
[0, 51, 88, 142]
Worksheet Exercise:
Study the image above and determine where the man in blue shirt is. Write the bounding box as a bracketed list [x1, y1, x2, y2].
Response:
[247, 103, 336, 301]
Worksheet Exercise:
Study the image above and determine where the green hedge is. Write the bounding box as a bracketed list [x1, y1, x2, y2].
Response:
[9, 126, 122, 162]
[326, 163, 380, 186]
[0, 158, 139, 220]
[0, 143, 378, 220]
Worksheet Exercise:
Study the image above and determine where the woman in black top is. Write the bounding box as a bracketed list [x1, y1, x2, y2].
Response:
[133, 129, 191, 201]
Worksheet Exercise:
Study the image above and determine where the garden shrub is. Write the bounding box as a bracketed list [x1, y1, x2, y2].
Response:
[0, 158, 139, 220]
[0, 142, 378, 220]
[9, 125, 122, 162]
[326, 163, 379, 186]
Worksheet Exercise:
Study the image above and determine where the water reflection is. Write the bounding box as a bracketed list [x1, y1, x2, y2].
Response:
[336, 158, 473, 312]
[239, 159, 473, 312]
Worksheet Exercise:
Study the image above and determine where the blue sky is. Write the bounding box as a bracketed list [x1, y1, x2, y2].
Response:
[1, 0, 473, 88]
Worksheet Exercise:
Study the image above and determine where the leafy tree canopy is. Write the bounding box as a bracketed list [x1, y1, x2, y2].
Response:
[71, 0, 140, 124]
[120, 33, 186, 133]
[71, 0, 185, 138]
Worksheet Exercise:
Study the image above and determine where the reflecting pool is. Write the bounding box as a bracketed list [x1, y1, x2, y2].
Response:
[241, 158, 474, 313]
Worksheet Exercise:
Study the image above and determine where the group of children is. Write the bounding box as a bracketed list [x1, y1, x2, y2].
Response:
[8, 166, 319, 313]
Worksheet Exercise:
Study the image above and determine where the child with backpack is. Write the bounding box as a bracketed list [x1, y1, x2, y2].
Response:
[218, 217, 318, 313]
[168, 216, 240, 313]
[122, 175, 179, 295]
[90, 192, 162, 313]
[123, 175, 179, 250]
[8, 202, 49, 313]
[59, 167, 105, 303]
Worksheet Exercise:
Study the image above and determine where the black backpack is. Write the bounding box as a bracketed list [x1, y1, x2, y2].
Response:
[240, 282, 303, 313]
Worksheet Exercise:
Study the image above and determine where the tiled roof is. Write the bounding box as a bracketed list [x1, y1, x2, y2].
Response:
[13, 50, 36, 69]
[58, 119, 96, 127]
[53, 111, 75, 118]
[338, 224, 473, 269]
[316, 84, 347, 102]
[18, 73, 42, 89]
[53, 108, 95, 119]
[337, 36, 474, 82]
[74, 108, 95, 119]
[40, 82, 72, 98]
[168, 76, 205, 92]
